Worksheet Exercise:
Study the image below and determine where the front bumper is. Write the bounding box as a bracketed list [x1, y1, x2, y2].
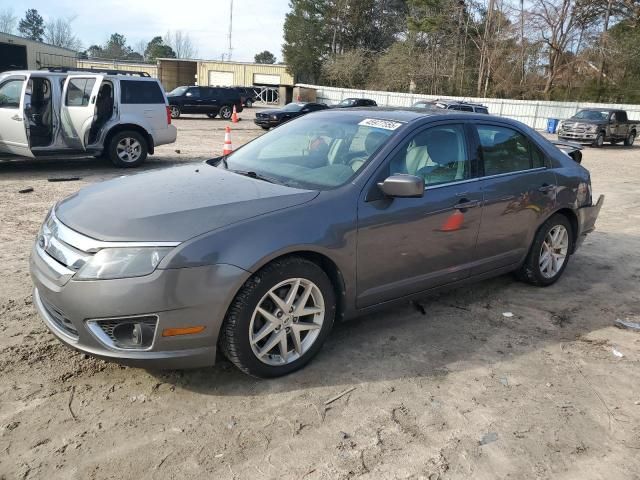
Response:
[575, 194, 604, 251]
[558, 131, 597, 143]
[30, 243, 249, 369]
[254, 118, 279, 128]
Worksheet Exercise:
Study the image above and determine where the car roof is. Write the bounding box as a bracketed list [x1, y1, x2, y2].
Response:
[311, 107, 508, 124]
[0, 70, 158, 81]
[579, 108, 622, 112]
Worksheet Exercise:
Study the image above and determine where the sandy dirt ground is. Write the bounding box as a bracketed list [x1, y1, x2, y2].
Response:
[1, 110, 639, 480]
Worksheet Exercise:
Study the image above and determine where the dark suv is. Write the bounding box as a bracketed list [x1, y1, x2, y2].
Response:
[232, 87, 259, 108]
[166, 86, 243, 119]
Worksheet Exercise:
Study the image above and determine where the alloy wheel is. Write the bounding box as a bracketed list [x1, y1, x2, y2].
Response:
[220, 106, 232, 119]
[539, 225, 569, 279]
[249, 278, 325, 366]
[116, 137, 142, 163]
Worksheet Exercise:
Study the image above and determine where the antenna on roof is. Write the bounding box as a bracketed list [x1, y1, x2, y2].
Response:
[228, 0, 234, 61]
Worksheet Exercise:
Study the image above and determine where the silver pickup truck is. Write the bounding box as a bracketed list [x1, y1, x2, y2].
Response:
[557, 108, 637, 148]
[0, 68, 177, 167]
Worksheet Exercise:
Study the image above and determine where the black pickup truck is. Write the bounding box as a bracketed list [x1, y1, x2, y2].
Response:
[557, 108, 637, 147]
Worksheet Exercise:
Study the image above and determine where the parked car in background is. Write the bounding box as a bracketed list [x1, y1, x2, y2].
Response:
[413, 100, 489, 114]
[332, 97, 378, 108]
[166, 86, 243, 119]
[254, 102, 328, 129]
[232, 86, 258, 108]
[31, 108, 603, 377]
[0, 68, 176, 167]
[557, 109, 637, 147]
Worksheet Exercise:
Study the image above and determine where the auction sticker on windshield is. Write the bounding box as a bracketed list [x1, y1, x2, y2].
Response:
[358, 118, 404, 130]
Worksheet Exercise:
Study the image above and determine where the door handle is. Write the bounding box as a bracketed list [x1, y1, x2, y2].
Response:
[11, 114, 23, 122]
[538, 183, 556, 193]
[454, 199, 480, 210]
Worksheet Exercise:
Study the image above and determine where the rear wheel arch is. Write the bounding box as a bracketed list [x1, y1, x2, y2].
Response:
[104, 124, 154, 155]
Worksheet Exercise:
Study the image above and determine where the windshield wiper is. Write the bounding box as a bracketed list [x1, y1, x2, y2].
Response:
[230, 170, 279, 184]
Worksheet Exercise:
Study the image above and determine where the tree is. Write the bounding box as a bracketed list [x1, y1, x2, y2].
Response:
[0, 8, 17, 34]
[322, 48, 373, 88]
[84, 44, 104, 58]
[165, 30, 197, 58]
[254, 50, 277, 64]
[18, 8, 44, 41]
[44, 16, 82, 51]
[145, 36, 176, 61]
[102, 33, 136, 60]
[282, 0, 331, 83]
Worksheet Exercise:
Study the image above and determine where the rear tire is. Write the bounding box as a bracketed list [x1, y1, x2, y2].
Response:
[169, 106, 181, 119]
[624, 131, 636, 146]
[516, 214, 573, 287]
[219, 105, 233, 120]
[108, 130, 148, 168]
[220, 257, 336, 378]
[245, 99, 253, 108]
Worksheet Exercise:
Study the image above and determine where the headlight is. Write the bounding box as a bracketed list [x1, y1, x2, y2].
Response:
[75, 247, 173, 280]
[587, 125, 598, 132]
[271, 115, 279, 120]
[558, 121, 565, 130]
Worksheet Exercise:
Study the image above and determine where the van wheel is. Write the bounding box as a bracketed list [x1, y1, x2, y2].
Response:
[170, 106, 181, 119]
[516, 214, 572, 286]
[625, 132, 636, 146]
[108, 131, 148, 168]
[592, 132, 604, 148]
[220, 257, 336, 378]
[219, 105, 233, 120]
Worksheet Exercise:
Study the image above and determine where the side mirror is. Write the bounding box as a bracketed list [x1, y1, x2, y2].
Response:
[378, 174, 425, 198]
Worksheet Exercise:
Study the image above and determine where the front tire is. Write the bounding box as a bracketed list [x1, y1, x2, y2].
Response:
[516, 214, 572, 286]
[108, 131, 148, 168]
[592, 132, 604, 148]
[220, 257, 336, 378]
[245, 99, 253, 108]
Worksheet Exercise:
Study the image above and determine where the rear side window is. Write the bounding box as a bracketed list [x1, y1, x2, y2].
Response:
[0, 79, 24, 108]
[66, 78, 96, 107]
[476, 107, 489, 114]
[477, 125, 537, 176]
[120, 80, 165, 104]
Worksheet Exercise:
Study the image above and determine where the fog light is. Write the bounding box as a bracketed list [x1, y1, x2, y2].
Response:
[87, 315, 158, 350]
[113, 322, 154, 348]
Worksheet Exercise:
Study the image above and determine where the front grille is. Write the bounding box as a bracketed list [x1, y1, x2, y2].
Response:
[41, 297, 79, 339]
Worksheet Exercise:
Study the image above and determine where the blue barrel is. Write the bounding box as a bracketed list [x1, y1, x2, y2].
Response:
[547, 118, 559, 133]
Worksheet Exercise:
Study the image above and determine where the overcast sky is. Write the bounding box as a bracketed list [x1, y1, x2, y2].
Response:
[0, 0, 290, 62]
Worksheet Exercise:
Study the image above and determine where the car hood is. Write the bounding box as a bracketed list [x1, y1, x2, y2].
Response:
[55, 164, 318, 242]
[567, 117, 605, 125]
[257, 108, 293, 116]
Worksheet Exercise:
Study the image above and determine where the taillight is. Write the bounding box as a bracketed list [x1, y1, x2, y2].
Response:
[166, 106, 171, 125]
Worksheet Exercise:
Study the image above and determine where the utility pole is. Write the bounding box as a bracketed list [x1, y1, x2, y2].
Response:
[228, 0, 234, 61]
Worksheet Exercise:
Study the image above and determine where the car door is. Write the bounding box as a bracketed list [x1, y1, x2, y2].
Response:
[356, 122, 482, 308]
[0, 74, 32, 157]
[202, 87, 219, 113]
[471, 123, 557, 275]
[60, 74, 103, 151]
[182, 87, 202, 113]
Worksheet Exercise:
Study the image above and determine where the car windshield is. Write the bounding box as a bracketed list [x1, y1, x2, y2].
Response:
[167, 86, 188, 96]
[339, 99, 355, 106]
[219, 114, 400, 189]
[283, 102, 306, 112]
[573, 110, 609, 121]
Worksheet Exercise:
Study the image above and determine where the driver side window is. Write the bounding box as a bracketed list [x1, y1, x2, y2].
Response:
[389, 124, 470, 187]
[0, 79, 25, 109]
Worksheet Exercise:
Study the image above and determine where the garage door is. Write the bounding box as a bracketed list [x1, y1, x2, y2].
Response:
[208, 71, 234, 86]
[253, 73, 280, 85]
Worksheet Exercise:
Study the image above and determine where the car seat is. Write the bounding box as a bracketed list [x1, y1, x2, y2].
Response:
[350, 130, 388, 172]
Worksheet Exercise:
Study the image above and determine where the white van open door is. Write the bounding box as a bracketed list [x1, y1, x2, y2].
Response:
[60, 74, 103, 151]
[0, 74, 32, 157]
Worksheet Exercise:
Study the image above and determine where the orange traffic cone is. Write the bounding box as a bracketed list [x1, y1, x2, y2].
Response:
[440, 211, 464, 232]
[231, 105, 239, 123]
[223, 126, 233, 155]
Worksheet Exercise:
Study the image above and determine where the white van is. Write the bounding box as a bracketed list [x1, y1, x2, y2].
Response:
[0, 68, 177, 167]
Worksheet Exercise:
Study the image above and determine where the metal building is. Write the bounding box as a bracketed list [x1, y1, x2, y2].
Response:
[0, 32, 77, 72]
[76, 59, 158, 77]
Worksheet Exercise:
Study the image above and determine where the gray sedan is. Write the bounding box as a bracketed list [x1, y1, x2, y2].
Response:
[30, 108, 603, 377]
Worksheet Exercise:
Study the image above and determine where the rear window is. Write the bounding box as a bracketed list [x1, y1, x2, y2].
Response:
[120, 80, 165, 104]
[66, 78, 96, 107]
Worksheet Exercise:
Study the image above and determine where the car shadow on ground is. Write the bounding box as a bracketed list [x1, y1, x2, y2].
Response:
[153, 232, 637, 397]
